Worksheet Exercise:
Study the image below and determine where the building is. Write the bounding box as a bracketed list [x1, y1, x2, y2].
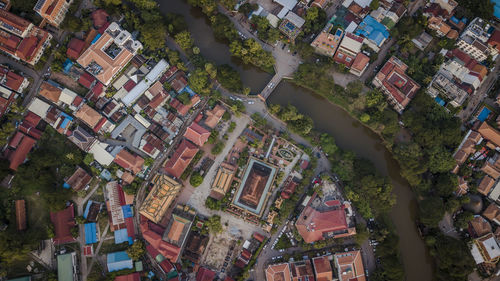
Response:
[50, 204, 76, 245]
[469, 216, 492, 237]
[57, 252, 77, 281]
[310, 26, 344, 57]
[74, 104, 107, 133]
[65, 166, 92, 191]
[210, 163, 236, 200]
[412, 32, 433, 51]
[107, 251, 133, 272]
[478, 122, 500, 148]
[0, 65, 29, 92]
[349, 53, 370, 77]
[15, 199, 26, 231]
[478, 176, 495, 196]
[164, 139, 199, 179]
[334, 251, 366, 281]
[114, 149, 144, 175]
[278, 11, 305, 40]
[139, 174, 182, 224]
[0, 10, 52, 65]
[456, 17, 492, 62]
[471, 233, 500, 265]
[162, 205, 195, 258]
[77, 22, 142, 85]
[66, 38, 85, 60]
[290, 260, 314, 281]
[483, 204, 500, 225]
[115, 273, 140, 281]
[182, 231, 209, 264]
[121, 59, 169, 106]
[67, 126, 95, 152]
[232, 158, 277, 217]
[196, 267, 216, 281]
[427, 16, 454, 38]
[312, 256, 333, 281]
[334, 33, 364, 68]
[105, 181, 127, 231]
[372, 56, 420, 113]
[355, 15, 389, 51]
[204, 104, 225, 129]
[34, 0, 73, 27]
[266, 263, 292, 281]
[84, 222, 98, 244]
[183, 122, 210, 147]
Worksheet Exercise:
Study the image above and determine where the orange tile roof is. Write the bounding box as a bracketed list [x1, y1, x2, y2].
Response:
[266, 263, 292, 281]
[351, 53, 370, 73]
[77, 27, 136, 85]
[114, 149, 144, 175]
[164, 139, 199, 179]
[469, 216, 492, 237]
[483, 204, 500, 225]
[183, 122, 210, 147]
[34, 0, 69, 27]
[312, 256, 333, 281]
[478, 122, 500, 148]
[205, 105, 225, 128]
[66, 166, 92, 191]
[8, 133, 36, 170]
[0, 9, 31, 35]
[478, 176, 495, 196]
[75, 104, 103, 129]
[39, 81, 62, 103]
[334, 250, 366, 281]
[50, 203, 76, 245]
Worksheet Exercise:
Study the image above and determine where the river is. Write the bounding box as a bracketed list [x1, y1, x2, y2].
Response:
[158, 1, 433, 280]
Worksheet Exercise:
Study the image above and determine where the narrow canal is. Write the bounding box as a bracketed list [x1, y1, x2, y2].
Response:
[158, 1, 433, 280]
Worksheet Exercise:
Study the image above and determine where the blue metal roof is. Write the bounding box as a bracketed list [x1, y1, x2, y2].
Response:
[107, 251, 133, 272]
[493, 0, 500, 19]
[83, 200, 93, 219]
[84, 223, 98, 244]
[122, 205, 133, 218]
[114, 228, 129, 244]
[355, 15, 389, 46]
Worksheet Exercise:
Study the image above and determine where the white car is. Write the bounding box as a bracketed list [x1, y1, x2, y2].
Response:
[248, 101, 254, 105]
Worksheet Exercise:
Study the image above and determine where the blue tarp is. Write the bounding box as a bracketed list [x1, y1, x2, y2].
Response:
[107, 251, 133, 272]
[84, 223, 98, 244]
[63, 59, 73, 74]
[59, 112, 73, 129]
[83, 200, 93, 219]
[63, 182, 70, 189]
[478, 107, 492, 121]
[122, 205, 133, 218]
[355, 15, 389, 47]
[179, 85, 196, 97]
[114, 228, 129, 244]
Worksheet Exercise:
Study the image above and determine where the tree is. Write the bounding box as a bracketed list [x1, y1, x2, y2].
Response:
[238, 2, 257, 15]
[189, 172, 203, 187]
[206, 215, 223, 234]
[165, 13, 188, 35]
[188, 68, 211, 95]
[211, 142, 225, 155]
[370, 0, 380, 10]
[174, 31, 194, 51]
[360, 113, 370, 123]
[319, 134, 338, 155]
[419, 197, 445, 227]
[75, 216, 86, 224]
[346, 81, 364, 98]
[217, 64, 243, 92]
[205, 63, 217, 79]
[220, 0, 236, 9]
[71, 227, 79, 238]
[205, 197, 222, 210]
[126, 240, 145, 260]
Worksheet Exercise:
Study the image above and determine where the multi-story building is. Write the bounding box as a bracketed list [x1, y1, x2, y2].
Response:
[310, 26, 344, 57]
[372, 56, 420, 113]
[456, 17, 492, 62]
[77, 22, 142, 85]
[333, 32, 364, 68]
[34, 0, 73, 27]
[0, 10, 52, 65]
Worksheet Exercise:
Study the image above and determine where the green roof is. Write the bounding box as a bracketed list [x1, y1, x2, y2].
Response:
[135, 261, 143, 272]
[57, 253, 75, 281]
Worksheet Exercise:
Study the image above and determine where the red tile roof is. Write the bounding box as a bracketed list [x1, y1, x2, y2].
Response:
[123, 79, 136, 92]
[8, 133, 36, 170]
[79, 72, 96, 89]
[115, 273, 140, 281]
[164, 139, 199, 178]
[183, 122, 210, 147]
[196, 267, 216, 281]
[91, 9, 109, 29]
[67, 38, 85, 60]
[488, 30, 500, 52]
[50, 204, 76, 245]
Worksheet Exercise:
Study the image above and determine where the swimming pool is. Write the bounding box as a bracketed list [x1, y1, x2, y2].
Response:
[478, 107, 492, 121]
[434, 97, 445, 106]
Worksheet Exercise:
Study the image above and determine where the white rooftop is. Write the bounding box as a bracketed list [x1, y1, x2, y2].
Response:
[285, 11, 305, 28]
[121, 59, 169, 106]
[28, 98, 50, 119]
[274, 0, 298, 10]
[89, 141, 114, 166]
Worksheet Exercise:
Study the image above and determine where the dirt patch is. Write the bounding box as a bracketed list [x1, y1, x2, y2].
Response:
[50, 72, 88, 95]
[202, 229, 238, 269]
